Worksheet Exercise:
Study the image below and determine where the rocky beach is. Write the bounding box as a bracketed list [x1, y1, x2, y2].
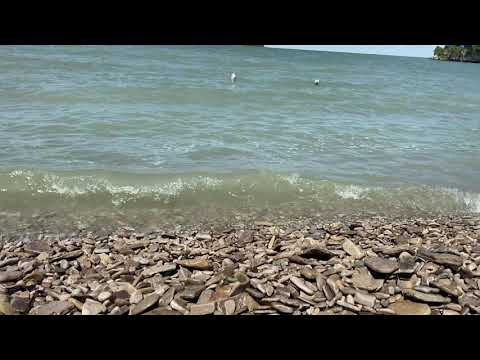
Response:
[1, 214, 480, 315]
[1, 46, 480, 316]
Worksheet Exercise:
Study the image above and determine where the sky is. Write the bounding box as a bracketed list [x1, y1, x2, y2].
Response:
[266, 45, 440, 58]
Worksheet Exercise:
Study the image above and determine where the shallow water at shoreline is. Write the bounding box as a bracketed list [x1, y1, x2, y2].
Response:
[1, 46, 479, 225]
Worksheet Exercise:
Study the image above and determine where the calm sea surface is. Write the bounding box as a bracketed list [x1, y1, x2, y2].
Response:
[1, 45, 479, 230]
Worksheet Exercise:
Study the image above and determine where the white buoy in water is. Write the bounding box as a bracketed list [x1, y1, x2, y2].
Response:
[314, 79, 320, 86]
[231, 72, 237, 83]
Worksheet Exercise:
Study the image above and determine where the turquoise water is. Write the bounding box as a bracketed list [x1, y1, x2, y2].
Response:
[1, 45, 480, 227]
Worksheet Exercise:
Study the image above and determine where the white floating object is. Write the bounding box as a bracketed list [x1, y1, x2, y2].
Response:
[314, 79, 320, 85]
[231, 72, 237, 83]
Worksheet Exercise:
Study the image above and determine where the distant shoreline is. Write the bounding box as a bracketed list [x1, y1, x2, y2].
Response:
[432, 56, 480, 64]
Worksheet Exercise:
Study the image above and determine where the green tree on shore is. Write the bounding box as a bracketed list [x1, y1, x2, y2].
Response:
[433, 45, 480, 62]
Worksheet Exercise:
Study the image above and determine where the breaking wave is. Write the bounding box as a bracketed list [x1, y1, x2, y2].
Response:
[0, 169, 478, 215]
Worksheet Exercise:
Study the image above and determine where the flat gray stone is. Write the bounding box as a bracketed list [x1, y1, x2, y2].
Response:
[0, 298, 17, 315]
[300, 247, 335, 260]
[142, 264, 177, 277]
[0, 271, 23, 283]
[417, 249, 463, 270]
[224, 299, 236, 315]
[143, 307, 181, 315]
[98, 291, 112, 302]
[352, 268, 384, 291]
[24, 241, 52, 254]
[458, 294, 480, 308]
[342, 239, 364, 259]
[354, 292, 376, 308]
[178, 285, 204, 301]
[129, 290, 143, 305]
[29, 301, 74, 315]
[130, 293, 161, 315]
[82, 299, 107, 315]
[364, 256, 399, 274]
[176, 258, 212, 270]
[398, 252, 416, 274]
[290, 276, 315, 295]
[189, 302, 215, 315]
[388, 300, 431, 315]
[300, 267, 317, 280]
[158, 287, 175, 307]
[271, 303, 294, 314]
[195, 233, 212, 241]
[402, 289, 451, 304]
[430, 279, 462, 297]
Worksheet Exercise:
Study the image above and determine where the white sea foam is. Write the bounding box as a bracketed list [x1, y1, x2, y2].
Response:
[442, 188, 480, 213]
[335, 185, 368, 200]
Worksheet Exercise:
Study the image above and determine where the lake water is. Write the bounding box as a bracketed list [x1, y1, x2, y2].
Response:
[1, 45, 479, 231]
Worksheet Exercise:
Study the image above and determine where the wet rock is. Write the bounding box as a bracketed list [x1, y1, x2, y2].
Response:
[342, 239, 364, 259]
[82, 299, 107, 315]
[388, 300, 431, 315]
[29, 301, 74, 315]
[364, 256, 399, 274]
[130, 293, 161, 315]
[402, 289, 451, 304]
[177, 258, 212, 271]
